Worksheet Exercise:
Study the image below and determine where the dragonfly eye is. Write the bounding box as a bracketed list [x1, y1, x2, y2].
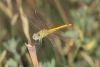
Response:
[33, 33, 39, 40]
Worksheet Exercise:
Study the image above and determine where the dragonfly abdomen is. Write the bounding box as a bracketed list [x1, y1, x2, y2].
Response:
[48, 24, 71, 34]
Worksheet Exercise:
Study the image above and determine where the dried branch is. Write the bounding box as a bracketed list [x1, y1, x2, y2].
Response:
[19, 6, 39, 67]
[26, 43, 39, 67]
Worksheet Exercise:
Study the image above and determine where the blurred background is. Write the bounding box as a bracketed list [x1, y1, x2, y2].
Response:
[0, 0, 100, 67]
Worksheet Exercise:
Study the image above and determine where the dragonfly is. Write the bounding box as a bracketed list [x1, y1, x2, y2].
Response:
[24, 10, 72, 48]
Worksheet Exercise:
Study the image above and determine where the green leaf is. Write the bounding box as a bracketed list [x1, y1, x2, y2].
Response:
[6, 58, 17, 67]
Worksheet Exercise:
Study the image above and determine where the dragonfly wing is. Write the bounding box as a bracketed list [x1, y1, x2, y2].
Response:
[26, 14, 45, 30]
[47, 34, 63, 50]
[35, 11, 53, 29]
[53, 31, 70, 43]
[47, 34, 58, 47]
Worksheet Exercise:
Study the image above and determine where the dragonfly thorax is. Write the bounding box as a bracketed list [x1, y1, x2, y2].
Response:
[32, 29, 49, 41]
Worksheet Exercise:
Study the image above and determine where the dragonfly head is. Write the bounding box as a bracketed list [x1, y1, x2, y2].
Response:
[32, 33, 40, 41]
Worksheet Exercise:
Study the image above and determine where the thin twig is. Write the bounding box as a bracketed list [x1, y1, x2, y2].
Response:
[54, 0, 69, 24]
[19, 6, 39, 67]
[26, 43, 39, 67]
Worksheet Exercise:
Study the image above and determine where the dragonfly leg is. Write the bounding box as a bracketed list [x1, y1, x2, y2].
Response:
[34, 39, 42, 50]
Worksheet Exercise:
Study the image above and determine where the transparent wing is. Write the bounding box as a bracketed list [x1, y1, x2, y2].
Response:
[23, 11, 50, 30]
[47, 34, 62, 49]
[34, 11, 50, 29]
[52, 31, 70, 43]
[23, 13, 43, 30]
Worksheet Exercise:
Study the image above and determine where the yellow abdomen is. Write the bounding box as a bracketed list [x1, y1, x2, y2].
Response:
[48, 24, 72, 34]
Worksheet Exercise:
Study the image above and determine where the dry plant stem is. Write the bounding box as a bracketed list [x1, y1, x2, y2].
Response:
[19, 5, 39, 67]
[26, 43, 39, 67]
[54, 0, 69, 24]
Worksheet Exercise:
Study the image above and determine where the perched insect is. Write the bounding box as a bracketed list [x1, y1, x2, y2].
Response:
[24, 11, 72, 48]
